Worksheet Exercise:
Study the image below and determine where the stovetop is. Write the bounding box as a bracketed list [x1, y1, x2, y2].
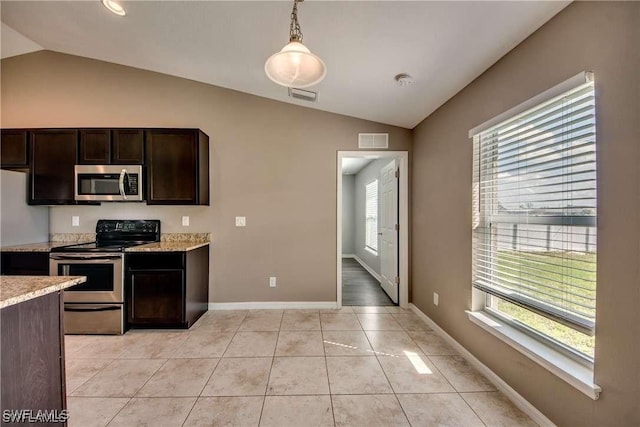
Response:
[51, 219, 161, 253]
[51, 241, 148, 253]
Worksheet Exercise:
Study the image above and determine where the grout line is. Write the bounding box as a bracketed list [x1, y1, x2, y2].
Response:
[180, 397, 200, 427]
[459, 392, 493, 427]
[257, 356, 277, 425]
[320, 321, 337, 427]
[194, 356, 222, 397]
[65, 358, 115, 395]
[129, 358, 168, 399]
[103, 397, 132, 426]
[257, 311, 282, 426]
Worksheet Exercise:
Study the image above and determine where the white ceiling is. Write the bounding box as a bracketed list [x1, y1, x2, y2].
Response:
[0, 1, 569, 129]
[342, 157, 374, 175]
[1, 22, 42, 59]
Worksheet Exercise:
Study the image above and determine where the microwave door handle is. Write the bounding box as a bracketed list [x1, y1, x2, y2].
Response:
[119, 169, 127, 200]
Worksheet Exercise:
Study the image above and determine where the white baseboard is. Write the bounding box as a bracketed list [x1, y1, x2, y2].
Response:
[352, 255, 382, 282]
[409, 303, 556, 427]
[208, 301, 338, 310]
[342, 254, 356, 258]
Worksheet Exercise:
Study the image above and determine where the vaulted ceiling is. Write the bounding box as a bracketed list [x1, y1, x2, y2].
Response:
[0, 1, 569, 129]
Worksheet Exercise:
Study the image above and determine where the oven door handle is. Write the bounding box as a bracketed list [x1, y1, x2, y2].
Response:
[51, 255, 123, 261]
[119, 169, 127, 200]
[64, 305, 121, 312]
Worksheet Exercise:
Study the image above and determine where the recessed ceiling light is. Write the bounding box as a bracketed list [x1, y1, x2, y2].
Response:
[101, 0, 126, 16]
[395, 73, 414, 87]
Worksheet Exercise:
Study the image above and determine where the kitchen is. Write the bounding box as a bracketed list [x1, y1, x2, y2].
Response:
[1, 127, 212, 424]
[1, 1, 639, 427]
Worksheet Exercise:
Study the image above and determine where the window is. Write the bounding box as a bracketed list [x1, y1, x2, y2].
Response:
[471, 73, 597, 360]
[365, 180, 378, 252]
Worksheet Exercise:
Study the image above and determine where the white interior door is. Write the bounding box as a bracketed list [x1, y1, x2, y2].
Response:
[379, 159, 398, 303]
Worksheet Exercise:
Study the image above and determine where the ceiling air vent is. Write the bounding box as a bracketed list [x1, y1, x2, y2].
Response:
[358, 133, 389, 149]
[288, 87, 318, 103]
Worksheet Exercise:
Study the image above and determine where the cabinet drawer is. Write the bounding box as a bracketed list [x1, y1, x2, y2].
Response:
[126, 252, 184, 269]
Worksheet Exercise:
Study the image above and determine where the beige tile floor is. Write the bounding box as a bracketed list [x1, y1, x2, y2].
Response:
[64, 306, 538, 427]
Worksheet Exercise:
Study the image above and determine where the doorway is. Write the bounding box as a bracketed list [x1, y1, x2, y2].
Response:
[337, 151, 409, 308]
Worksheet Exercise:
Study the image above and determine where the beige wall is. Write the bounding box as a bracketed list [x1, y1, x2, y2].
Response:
[412, 2, 639, 426]
[0, 50, 412, 303]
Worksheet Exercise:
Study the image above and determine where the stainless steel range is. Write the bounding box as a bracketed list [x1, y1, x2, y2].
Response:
[50, 219, 161, 335]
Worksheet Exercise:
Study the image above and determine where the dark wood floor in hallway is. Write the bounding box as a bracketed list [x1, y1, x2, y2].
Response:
[342, 258, 395, 306]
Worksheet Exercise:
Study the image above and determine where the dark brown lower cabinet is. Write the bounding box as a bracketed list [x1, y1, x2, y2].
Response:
[128, 268, 184, 326]
[1, 252, 50, 276]
[126, 246, 209, 328]
[1, 291, 67, 427]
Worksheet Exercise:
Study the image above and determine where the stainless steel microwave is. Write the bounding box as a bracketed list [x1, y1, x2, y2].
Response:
[75, 165, 143, 202]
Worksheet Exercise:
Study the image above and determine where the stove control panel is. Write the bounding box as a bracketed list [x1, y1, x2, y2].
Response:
[96, 220, 161, 238]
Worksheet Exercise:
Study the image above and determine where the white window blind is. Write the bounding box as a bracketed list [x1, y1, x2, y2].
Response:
[365, 180, 378, 252]
[472, 79, 597, 335]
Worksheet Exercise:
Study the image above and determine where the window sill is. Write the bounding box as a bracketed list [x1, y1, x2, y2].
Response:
[466, 310, 601, 400]
[364, 247, 378, 256]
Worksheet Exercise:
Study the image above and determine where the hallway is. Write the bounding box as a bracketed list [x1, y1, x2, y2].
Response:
[342, 258, 395, 306]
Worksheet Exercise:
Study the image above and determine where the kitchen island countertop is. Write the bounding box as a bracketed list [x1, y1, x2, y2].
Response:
[0, 275, 86, 309]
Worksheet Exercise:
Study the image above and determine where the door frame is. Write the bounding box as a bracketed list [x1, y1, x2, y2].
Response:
[336, 151, 409, 308]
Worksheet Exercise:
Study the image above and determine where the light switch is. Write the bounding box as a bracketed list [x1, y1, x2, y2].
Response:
[235, 216, 246, 227]
[72, 216, 80, 227]
[182, 216, 190, 227]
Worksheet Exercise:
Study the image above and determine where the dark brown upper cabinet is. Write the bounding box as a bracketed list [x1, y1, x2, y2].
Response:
[1, 129, 29, 170]
[30, 129, 78, 205]
[145, 129, 209, 205]
[112, 129, 144, 164]
[78, 129, 144, 165]
[79, 129, 110, 164]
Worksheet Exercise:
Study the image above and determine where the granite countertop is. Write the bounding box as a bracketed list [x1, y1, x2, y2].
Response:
[125, 241, 210, 252]
[0, 275, 86, 309]
[0, 242, 75, 252]
[1, 233, 211, 253]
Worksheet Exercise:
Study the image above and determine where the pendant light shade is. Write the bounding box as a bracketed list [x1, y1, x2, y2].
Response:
[265, 41, 326, 88]
[265, 0, 326, 88]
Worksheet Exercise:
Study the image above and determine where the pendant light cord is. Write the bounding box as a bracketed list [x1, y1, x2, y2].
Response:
[289, 0, 303, 43]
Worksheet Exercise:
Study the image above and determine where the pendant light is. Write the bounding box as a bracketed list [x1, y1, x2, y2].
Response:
[265, 0, 326, 88]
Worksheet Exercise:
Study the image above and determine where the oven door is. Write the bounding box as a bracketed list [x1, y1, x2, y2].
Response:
[50, 253, 123, 303]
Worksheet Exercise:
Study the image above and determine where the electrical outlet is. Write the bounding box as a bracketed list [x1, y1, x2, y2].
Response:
[72, 216, 80, 227]
[433, 292, 439, 306]
[235, 216, 246, 227]
[182, 216, 190, 227]
[269, 276, 277, 288]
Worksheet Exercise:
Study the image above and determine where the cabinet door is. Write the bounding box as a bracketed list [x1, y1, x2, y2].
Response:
[0, 252, 50, 276]
[128, 269, 184, 326]
[112, 129, 144, 164]
[30, 129, 78, 204]
[79, 129, 111, 164]
[1, 129, 29, 169]
[1, 292, 66, 419]
[146, 129, 198, 204]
